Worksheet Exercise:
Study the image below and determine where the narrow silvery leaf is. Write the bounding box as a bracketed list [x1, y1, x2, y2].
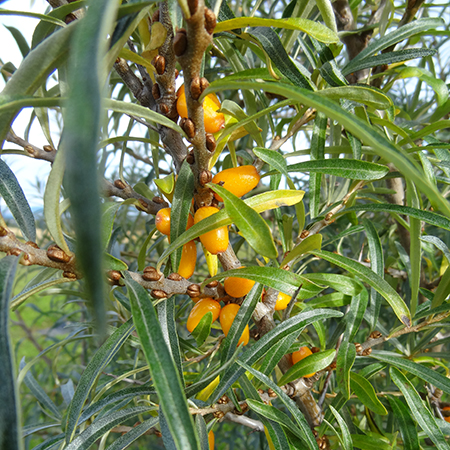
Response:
[62, 0, 121, 335]
[0, 256, 22, 450]
[0, 159, 36, 242]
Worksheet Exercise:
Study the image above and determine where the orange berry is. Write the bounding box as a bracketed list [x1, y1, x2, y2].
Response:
[219, 303, 249, 346]
[291, 346, 315, 378]
[443, 406, 450, 423]
[176, 84, 225, 134]
[208, 430, 214, 449]
[155, 207, 171, 235]
[177, 240, 197, 279]
[224, 267, 255, 298]
[275, 292, 292, 311]
[194, 206, 229, 254]
[212, 165, 260, 202]
[156, 208, 194, 236]
[186, 298, 221, 333]
[187, 214, 194, 229]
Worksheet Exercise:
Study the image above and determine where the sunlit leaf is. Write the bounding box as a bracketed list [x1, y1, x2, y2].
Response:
[209, 184, 278, 259]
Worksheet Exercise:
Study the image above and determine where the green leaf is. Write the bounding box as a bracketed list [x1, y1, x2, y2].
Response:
[62, 0, 120, 336]
[343, 18, 444, 73]
[310, 113, 327, 218]
[246, 399, 306, 443]
[318, 86, 393, 110]
[318, 393, 347, 436]
[342, 48, 436, 77]
[5, 26, 30, 57]
[124, 275, 200, 450]
[363, 219, 384, 331]
[221, 283, 264, 364]
[31, 1, 86, 48]
[157, 297, 185, 385]
[103, 253, 127, 271]
[205, 80, 450, 216]
[284, 159, 389, 180]
[306, 292, 351, 309]
[191, 312, 213, 347]
[43, 150, 71, 254]
[259, 334, 299, 376]
[211, 309, 343, 403]
[248, 27, 313, 90]
[387, 396, 419, 450]
[344, 203, 450, 231]
[280, 234, 323, 266]
[105, 417, 159, 450]
[170, 160, 194, 272]
[303, 273, 363, 297]
[432, 265, 450, 308]
[312, 250, 411, 326]
[336, 341, 356, 400]
[0, 159, 36, 242]
[101, 199, 139, 249]
[316, 0, 337, 34]
[0, 8, 66, 27]
[78, 386, 156, 426]
[350, 435, 391, 450]
[239, 376, 290, 450]
[195, 415, 209, 450]
[397, 66, 449, 108]
[238, 363, 319, 450]
[329, 406, 352, 450]
[390, 367, 450, 450]
[209, 184, 278, 259]
[253, 147, 289, 178]
[371, 353, 450, 396]
[65, 321, 134, 444]
[10, 277, 73, 311]
[215, 17, 339, 43]
[345, 290, 369, 342]
[278, 349, 335, 385]
[65, 407, 152, 450]
[20, 358, 61, 419]
[106, 99, 186, 135]
[421, 235, 450, 263]
[350, 372, 387, 415]
[157, 190, 304, 269]
[0, 256, 22, 450]
[0, 23, 75, 143]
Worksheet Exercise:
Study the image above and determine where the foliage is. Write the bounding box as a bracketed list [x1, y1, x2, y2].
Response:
[1, 0, 450, 449]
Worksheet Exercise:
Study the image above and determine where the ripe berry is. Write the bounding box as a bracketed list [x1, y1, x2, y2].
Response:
[219, 303, 249, 346]
[224, 267, 255, 298]
[194, 206, 229, 254]
[155, 207, 194, 236]
[187, 298, 221, 332]
[291, 346, 315, 378]
[275, 292, 292, 311]
[155, 207, 171, 235]
[211, 165, 260, 202]
[176, 84, 225, 134]
[178, 240, 197, 279]
[208, 430, 214, 449]
[443, 406, 450, 423]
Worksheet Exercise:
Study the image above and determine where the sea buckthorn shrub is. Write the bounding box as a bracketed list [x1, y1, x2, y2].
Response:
[1, 1, 450, 449]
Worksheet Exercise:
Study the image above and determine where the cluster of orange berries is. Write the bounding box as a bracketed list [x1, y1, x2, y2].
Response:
[155, 207, 197, 279]
[187, 297, 249, 346]
[177, 84, 225, 134]
[154, 164, 260, 278]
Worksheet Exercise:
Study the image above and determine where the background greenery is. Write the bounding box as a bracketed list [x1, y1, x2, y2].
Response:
[1, 0, 450, 449]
